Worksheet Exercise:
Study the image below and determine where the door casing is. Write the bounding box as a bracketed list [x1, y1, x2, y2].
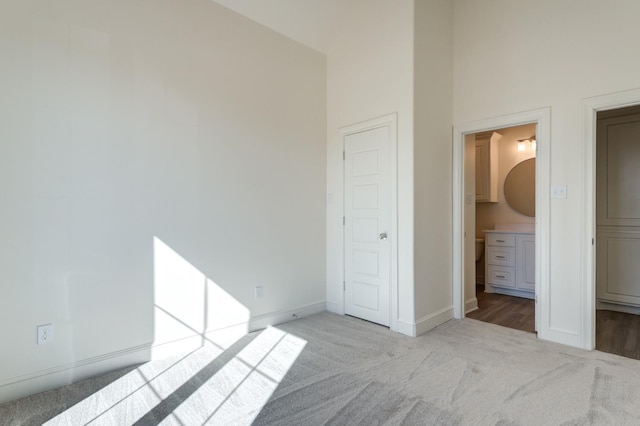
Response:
[453, 108, 550, 342]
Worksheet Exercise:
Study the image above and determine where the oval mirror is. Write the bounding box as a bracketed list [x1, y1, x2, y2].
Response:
[504, 158, 535, 217]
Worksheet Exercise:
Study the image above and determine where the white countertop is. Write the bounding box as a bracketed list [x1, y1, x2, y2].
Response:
[483, 224, 535, 234]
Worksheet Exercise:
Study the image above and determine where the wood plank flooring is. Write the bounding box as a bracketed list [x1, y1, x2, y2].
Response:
[467, 286, 640, 360]
[596, 309, 640, 360]
[466, 285, 535, 333]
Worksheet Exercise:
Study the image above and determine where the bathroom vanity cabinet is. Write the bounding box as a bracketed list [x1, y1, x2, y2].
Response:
[484, 230, 535, 299]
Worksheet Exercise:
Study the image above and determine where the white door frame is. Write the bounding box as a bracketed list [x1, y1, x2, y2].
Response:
[452, 108, 550, 337]
[341, 113, 398, 331]
[582, 89, 640, 350]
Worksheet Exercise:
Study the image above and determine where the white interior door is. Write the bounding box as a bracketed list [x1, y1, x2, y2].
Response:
[344, 125, 390, 326]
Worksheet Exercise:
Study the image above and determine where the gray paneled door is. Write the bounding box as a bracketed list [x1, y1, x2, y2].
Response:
[596, 106, 640, 306]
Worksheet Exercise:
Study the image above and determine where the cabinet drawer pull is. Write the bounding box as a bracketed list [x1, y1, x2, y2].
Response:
[496, 274, 506, 279]
[496, 255, 506, 259]
[496, 239, 505, 243]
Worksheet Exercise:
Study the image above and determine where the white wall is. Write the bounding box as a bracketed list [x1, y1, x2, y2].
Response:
[0, 0, 326, 403]
[326, 0, 415, 332]
[476, 124, 536, 236]
[414, 0, 455, 331]
[454, 0, 640, 347]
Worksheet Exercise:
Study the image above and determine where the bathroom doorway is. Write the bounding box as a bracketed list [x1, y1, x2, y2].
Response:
[453, 107, 550, 340]
[463, 123, 538, 334]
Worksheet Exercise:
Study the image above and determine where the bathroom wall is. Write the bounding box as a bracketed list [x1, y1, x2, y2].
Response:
[476, 123, 536, 236]
[475, 123, 536, 283]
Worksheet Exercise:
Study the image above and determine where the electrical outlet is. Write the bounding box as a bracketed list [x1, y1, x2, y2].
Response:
[255, 286, 264, 300]
[37, 324, 53, 345]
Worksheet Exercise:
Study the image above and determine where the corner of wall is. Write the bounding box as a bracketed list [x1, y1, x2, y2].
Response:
[414, 306, 455, 336]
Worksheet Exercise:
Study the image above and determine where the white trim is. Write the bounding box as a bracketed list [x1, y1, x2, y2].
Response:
[0, 301, 328, 405]
[597, 301, 640, 315]
[465, 297, 478, 314]
[325, 301, 343, 315]
[396, 307, 455, 337]
[0, 344, 151, 405]
[582, 88, 640, 350]
[248, 301, 326, 331]
[415, 306, 455, 336]
[453, 108, 551, 340]
[490, 287, 534, 300]
[340, 113, 399, 332]
[396, 319, 415, 336]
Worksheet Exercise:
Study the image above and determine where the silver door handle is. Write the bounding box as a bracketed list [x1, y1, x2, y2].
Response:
[379, 233, 388, 240]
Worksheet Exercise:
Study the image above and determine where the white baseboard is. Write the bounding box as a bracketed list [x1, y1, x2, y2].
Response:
[0, 301, 327, 406]
[154, 301, 327, 358]
[465, 297, 478, 314]
[415, 306, 455, 336]
[325, 301, 344, 315]
[249, 301, 326, 331]
[396, 319, 415, 337]
[597, 300, 640, 315]
[0, 344, 151, 405]
[396, 307, 455, 337]
[492, 286, 535, 300]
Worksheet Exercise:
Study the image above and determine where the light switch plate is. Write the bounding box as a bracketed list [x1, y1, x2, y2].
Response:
[551, 185, 567, 199]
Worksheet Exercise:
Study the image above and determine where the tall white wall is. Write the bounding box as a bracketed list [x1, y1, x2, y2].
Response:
[326, 0, 415, 332]
[0, 0, 326, 403]
[453, 0, 640, 347]
[414, 0, 455, 331]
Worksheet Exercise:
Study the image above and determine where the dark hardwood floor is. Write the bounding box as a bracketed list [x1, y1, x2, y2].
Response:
[466, 285, 535, 333]
[467, 285, 640, 360]
[596, 309, 640, 360]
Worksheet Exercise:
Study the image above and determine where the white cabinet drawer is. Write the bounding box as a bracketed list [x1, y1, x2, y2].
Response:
[486, 246, 516, 267]
[487, 265, 516, 288]
[486, 234, 515, 247]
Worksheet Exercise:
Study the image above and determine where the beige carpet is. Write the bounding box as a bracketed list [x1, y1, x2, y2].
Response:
[2, 312, 640, 425]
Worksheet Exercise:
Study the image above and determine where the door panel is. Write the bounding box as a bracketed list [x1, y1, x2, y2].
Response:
[597, 231, 640, 306]
[597, 113, 640, 227]
[344, 125, 390, 326]
[597, 110, 640, 307]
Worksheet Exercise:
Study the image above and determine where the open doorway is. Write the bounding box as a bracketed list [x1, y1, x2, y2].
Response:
[464, 124, 537, 333]
[595, 105, 640, 359]
[453, 107, 550, 340]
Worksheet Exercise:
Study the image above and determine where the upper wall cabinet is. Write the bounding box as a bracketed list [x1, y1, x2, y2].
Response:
[475, 131, 502, 203]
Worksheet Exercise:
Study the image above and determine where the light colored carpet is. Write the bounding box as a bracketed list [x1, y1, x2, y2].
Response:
[2, 312, 640, 425]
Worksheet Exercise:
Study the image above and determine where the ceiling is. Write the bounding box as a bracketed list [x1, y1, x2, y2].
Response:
[212, 0, 351, 54]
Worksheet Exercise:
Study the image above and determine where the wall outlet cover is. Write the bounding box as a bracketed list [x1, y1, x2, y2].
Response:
[37, 324, 53, 345]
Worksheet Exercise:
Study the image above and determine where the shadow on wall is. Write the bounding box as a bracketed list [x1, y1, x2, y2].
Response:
[43, 237, 307, 424]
